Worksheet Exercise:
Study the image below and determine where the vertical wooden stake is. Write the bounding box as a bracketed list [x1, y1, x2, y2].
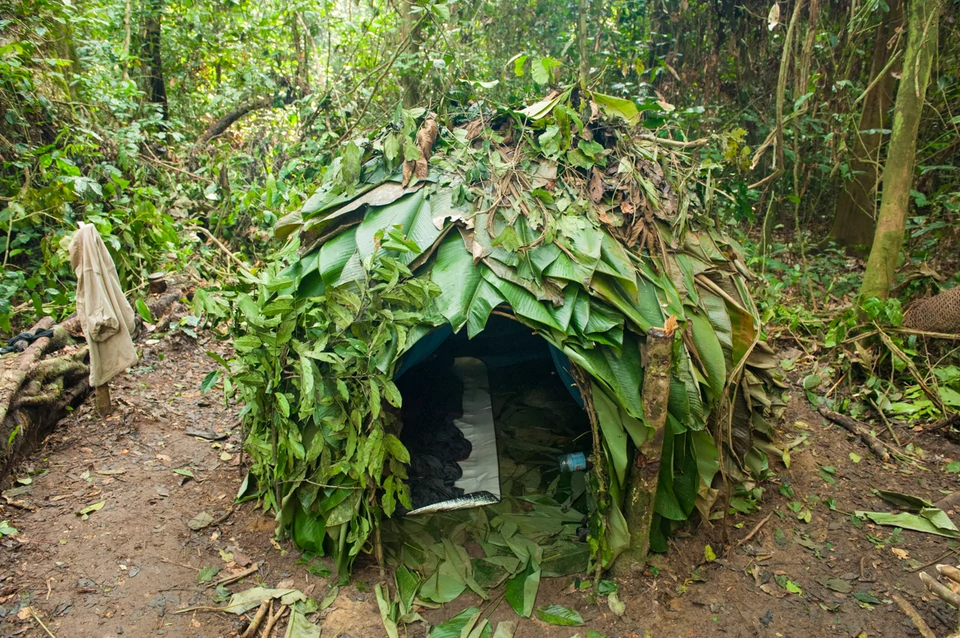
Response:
[611, 319, 676, 576]
[95, 384, 113, 417]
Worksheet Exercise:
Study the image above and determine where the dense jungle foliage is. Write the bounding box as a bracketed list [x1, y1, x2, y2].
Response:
[2, 0, 959, 315]
[3, 0, 960, 580]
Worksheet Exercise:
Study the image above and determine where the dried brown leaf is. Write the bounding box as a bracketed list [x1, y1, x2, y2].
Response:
[471, 239, 484, 263]
[415, 157, 429, 180]
[589, 168, 604, 204]
[465, 119, 483, 141]
[416, 118, 439, 160]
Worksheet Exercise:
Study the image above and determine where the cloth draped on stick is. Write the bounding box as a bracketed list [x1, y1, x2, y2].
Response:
[68, 224, 138, 386]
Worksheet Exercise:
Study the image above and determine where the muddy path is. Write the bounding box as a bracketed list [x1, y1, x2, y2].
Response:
[2, 334, 960, 637]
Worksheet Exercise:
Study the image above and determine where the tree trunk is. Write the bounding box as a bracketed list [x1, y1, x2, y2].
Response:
[859, 0, 939, 300]
[142, 0, 168, 118]
[52, 20, 82, 100]
[122, 0, 133, 82]
[829, 0, 903, 252]
[400, 0, 420, 108]
[578, 0, 589, 93]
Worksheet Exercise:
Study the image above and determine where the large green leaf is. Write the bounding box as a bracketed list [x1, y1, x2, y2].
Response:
[356, 189, 432, 263]
[855, 509, 960, 538]
[482, 269, 562, 331]
[430, 233, 482, 331]
[593, 383, 650, 448]
[318, 226, 359, 286]
[420, 559, 468, 603]
[590, 92, 640, 125]
[563, 336, 644, 418]
[466, 279, 505, 337]
[690, 429, 720, 490]
[688, 310, 726, 400]
[603, 499, 631, 568]
[504, 562, 540, 618]
[597, 232, 638, 295]
[591, 385, 629, 485]
[428, 607, 482, 638]
[534, 604, 583, 627]
[699, 290, 733, 353]
[590, 274, 654, 333]
[548, 284, 580, 332]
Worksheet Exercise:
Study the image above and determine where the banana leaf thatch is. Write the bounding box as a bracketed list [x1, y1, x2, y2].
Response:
[227, 90, 785, 577]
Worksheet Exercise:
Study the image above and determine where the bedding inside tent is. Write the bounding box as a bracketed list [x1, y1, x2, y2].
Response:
[393, 315, 592, 514]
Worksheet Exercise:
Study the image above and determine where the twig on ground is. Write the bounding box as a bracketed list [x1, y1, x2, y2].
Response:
[868, 398, 901, 446]
[29, 607, 57, 638]
[859, 556, 874, 582]
[240, 600, 271, 638]
[735, 513, 773, 548]
[929, 413, 960, 432]
[818, 405, 891, 462]
[211, 507, 234, 527]
[213, 561, 262, 588]
[910, 552, 957, 573]
[876, 328, 947, 415]
[825, 373, 846, 398]
[2, 496, 37, 511]
[259, 603, 287, 638]
[892, 328, 960, 340]
[160, 556, 201, 572]
[892, 593, 936, 638]
[185, 225, 252, 276]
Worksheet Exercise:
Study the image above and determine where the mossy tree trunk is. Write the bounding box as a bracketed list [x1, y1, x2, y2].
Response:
[859, 0, 940, 300]
[829, 0, 903, 253]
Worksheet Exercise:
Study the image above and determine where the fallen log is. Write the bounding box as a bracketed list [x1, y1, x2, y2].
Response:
[1, 290, 185, 483]
[1, 370, 90, 480]
[818, 405, 890, 462]
[0, 318, 71, 426]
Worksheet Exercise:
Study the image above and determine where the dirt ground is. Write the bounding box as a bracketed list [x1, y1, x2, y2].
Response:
[3, 333, 960, 637]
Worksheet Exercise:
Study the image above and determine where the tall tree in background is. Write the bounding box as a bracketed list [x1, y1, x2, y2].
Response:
[859, 0, 940, 300]
[400, 0, 421, 108]
[142, 0, 168, 118]
[829, 0, 903, 252]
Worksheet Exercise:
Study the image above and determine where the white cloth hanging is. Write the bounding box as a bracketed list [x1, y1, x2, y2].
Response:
[68, 225, 138, 386]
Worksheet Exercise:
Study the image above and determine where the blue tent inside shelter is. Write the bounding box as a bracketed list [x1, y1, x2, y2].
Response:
[393, 317, 585, 409]
[388, 313, 592, 514]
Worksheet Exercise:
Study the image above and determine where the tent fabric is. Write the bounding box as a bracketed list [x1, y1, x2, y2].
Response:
[549, 345, 584, 408]
[394, 324, 453, 378]
[68, 224, 138, 386]
[394, 323, 584, 408]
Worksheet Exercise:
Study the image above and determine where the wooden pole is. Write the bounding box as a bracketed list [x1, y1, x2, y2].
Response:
[95, 385, 112, 417]
[611, 319, 676, 576]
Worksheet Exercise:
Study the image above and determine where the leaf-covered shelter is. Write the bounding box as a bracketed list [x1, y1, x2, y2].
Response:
[224, 91, 785, 579]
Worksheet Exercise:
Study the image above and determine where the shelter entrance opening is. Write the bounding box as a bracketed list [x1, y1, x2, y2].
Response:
[393, 314, 592, 515]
